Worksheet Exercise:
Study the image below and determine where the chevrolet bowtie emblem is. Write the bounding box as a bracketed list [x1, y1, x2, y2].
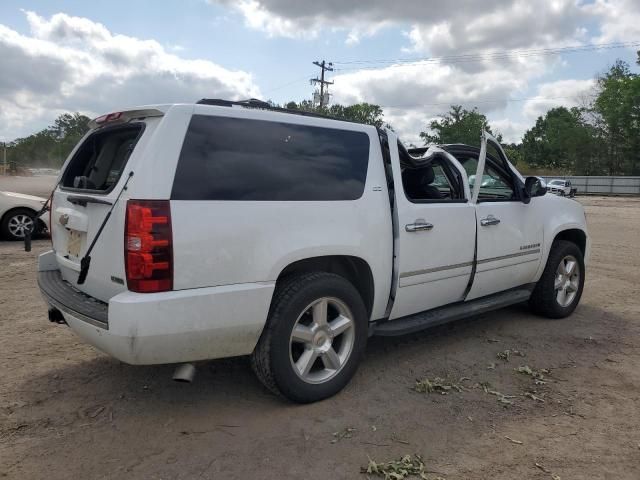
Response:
[59, 214, 69, 226]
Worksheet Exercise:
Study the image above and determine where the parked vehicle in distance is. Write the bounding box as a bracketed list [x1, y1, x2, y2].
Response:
[547, 179, 576, 197]
[37, 99, 589, 403]
[0, 191, 49, 240]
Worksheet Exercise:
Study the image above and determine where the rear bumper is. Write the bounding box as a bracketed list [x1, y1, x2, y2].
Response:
[38, 270, 109, 328]
[38, 250, 275, 365]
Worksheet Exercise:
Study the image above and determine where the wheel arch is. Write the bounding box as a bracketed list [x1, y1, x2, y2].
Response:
[275, 255, 375, 319]
[553, 228, 587, 256]
[534, 220, 589, 282]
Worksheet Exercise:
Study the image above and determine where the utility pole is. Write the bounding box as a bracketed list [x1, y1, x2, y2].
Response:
[2, 142, 6, 176]
[311, 60, 334, 108]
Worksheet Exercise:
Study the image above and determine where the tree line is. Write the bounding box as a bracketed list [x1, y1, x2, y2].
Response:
[3, 53, 639, 176]
[3, 113, 90, 170]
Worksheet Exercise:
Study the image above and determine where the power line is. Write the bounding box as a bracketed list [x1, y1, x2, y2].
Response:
[262, 41, 637, 97]
[332, 41, 640, 71]
[377, 94, 597, 110]
[262, 75, 312, 95]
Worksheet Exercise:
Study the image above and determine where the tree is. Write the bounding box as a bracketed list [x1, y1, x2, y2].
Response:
[419, 105, 501, 147]
[50, 112, 90, 139]
[284, 101, 386, 128]
[591, 60, 640, 175]
[6, 112, 90, 168]
[502, 143, 523, 166]
[521, 107, 597, 174]
[327, 103, 385, 128]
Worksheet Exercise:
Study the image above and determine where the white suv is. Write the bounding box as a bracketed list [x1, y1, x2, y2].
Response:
[38, 100, 589, 402]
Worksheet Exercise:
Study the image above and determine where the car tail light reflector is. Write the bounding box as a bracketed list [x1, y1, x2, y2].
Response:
[125, 200, 173, 293]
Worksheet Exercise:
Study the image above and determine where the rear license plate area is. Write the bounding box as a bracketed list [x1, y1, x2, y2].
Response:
[67, 230, 84, 257]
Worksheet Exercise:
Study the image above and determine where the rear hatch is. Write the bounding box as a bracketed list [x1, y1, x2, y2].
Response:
[50, 109, 163, 302]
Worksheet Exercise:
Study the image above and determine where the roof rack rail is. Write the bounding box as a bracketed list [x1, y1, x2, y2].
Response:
[195, 98, 363, 124]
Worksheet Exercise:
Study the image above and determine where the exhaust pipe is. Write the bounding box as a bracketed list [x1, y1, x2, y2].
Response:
[48, 308, 67, 325]
[172, 363, 196, 383]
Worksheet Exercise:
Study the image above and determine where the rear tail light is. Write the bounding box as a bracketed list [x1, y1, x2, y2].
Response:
[125, 200, 173, 293]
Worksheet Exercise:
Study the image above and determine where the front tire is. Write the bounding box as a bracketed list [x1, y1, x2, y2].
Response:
[251, 272, 368, 403]
[529, 240, 585, 318]
[1, 208, 37, 241]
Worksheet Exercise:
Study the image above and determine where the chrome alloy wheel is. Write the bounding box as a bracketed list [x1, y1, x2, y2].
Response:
[7, 214, 34, 239]
[289, 297, 356, 384]
[555, 255, 580, 307]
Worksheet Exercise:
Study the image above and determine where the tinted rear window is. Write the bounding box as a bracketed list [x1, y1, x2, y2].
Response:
[61, 124, 143, 192]
[171, 115, 370, 201]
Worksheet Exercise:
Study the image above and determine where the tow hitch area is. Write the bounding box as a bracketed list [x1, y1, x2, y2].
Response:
[48, 308, 67, 325]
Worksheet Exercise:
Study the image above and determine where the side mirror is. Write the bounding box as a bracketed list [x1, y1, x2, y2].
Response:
[523, 176, 546, 203]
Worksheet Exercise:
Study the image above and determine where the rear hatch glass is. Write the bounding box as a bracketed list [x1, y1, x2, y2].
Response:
[61, 124, 144, 193]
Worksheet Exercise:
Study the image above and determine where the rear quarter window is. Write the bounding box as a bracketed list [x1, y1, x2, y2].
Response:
[171, 115, 370, 201]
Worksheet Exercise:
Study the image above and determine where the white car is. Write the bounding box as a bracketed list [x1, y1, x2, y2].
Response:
[547, 179, 576, 197]
[37, 100, 589, 403]
[0, 191, 49, 240]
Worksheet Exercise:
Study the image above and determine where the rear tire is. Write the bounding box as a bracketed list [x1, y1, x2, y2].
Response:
[1, 208, 37, 241]
[529, 240, 584, 318]
[251, 272, 368, 403]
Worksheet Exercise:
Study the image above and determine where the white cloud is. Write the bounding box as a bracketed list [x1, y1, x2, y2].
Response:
[522, 78, 596, 121]
[207, 0, 627, 145]
[232, 0, 316, 39]
[0, 11, 261, 141]
[330, 54, 549, 144]
[585, 0, 640, 43]
[212, 0, 590, 53]
[490, 118, 529, 144]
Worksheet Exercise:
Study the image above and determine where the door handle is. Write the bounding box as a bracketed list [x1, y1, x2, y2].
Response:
[480, 215, 501, 226]
[405, 221, 434, 232]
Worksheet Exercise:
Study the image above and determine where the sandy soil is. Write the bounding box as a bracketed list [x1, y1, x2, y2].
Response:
[1, 195, 639, 479]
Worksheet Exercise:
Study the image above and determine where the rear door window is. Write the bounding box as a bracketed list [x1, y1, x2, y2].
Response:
[171, 115, 370, 201]
[61, 124, 144, 192]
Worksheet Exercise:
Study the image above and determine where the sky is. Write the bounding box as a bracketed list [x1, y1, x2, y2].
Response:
[1, 0, 639, 144]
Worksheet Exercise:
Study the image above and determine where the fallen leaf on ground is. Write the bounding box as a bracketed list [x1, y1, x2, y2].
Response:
[497, 349, 525, 361]
[331, 427, 356, 443]
[487, 389, 516, 406]
[516, 365, 549, 380]
[362, 454, 441, 479]
[391, 433, 411, 445]
[414, 377, 463, 395]
[535, 463, 550, 473]
[524, 392, 545, 403]
[504, 436, 523, 445]
[87, 406, 105, 419]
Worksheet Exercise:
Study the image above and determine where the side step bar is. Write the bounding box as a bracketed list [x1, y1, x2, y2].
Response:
[373, 285, 534, 337]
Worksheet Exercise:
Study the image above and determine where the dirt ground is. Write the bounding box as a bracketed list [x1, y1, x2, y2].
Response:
[0, 175, 57, 198]
[1, 195, 639, 480]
